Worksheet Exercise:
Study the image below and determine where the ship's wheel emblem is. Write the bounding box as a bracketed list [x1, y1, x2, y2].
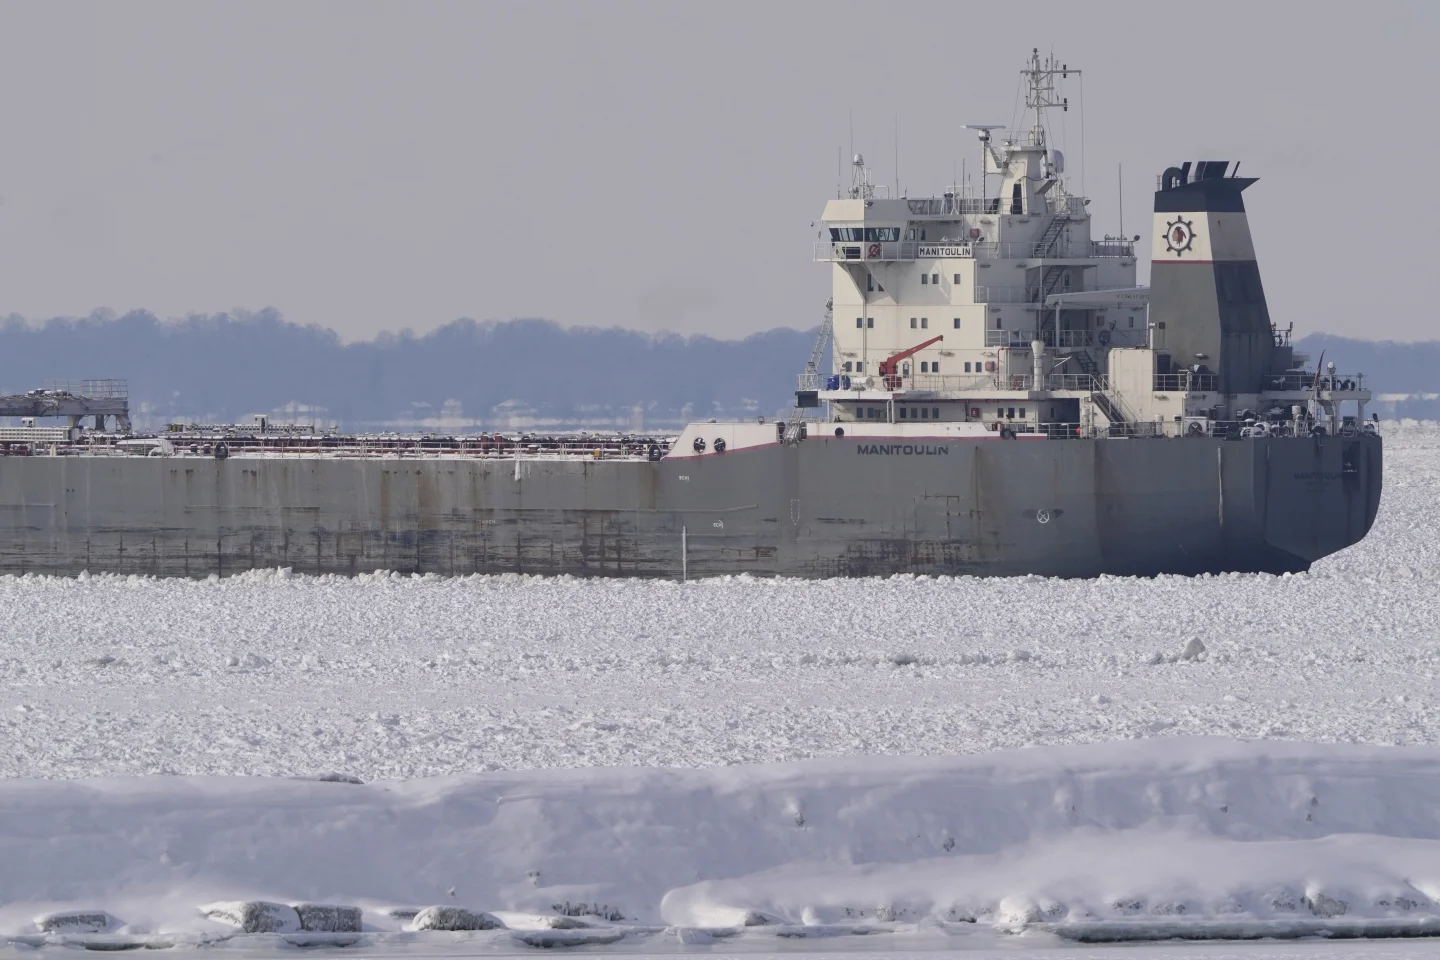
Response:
[1164, 217, 1195, 257]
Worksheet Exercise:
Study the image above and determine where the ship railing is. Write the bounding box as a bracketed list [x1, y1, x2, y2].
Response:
[814, 240, 978, 262]
[977, 282, 1133, 304]
[1071, 418, 1380, 440]
[1264, 373, 1367, 393]
[814, 238, 1118, 263]
[1090, 240, 1136, 257]
[985, 329, 1094, 348]
[1046, 196, 1089, 217]
[142, 435, 678, 460]
[904, 374, 1010, 393]
[975, 285, 1035, 304]
[906, 196, 1002, 216]
[1047, 373, 1106, 391]
[1154, 373, 1219, 392]
[39, 379, 129, 400]
[973, 241, 1087, 259]
[898, 372, 1106, 393]
[1002, 129, 1045, 148]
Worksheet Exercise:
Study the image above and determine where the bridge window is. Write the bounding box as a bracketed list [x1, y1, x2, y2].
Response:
[830, 227, 865, 241]
[864, 227, 901, 242]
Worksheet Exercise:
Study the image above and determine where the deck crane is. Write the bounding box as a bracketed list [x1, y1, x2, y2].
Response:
[794, 299, 834, 408]
[879, 335, 943, 390]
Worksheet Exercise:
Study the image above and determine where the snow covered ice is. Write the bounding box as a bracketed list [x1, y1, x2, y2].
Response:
[1, 422, 1438, 948]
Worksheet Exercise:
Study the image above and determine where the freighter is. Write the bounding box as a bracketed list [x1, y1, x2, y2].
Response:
[0, 51, 1380, 579]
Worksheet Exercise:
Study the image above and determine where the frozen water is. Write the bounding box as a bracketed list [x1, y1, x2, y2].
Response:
[0, 423, 1436, 781]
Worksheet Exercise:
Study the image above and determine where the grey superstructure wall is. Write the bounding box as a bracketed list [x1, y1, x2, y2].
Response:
[0, 435, 1380, 579]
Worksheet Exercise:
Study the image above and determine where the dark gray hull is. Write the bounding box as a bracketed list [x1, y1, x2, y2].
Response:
[0, 434, 1381, 578]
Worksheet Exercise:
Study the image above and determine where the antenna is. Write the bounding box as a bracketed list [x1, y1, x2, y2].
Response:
[1118, 162, 1124, 239]
[894, 114, 899, 198]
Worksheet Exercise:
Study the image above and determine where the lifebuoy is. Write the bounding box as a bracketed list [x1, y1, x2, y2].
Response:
[1000, 427, 1016, 440]
[693, 437, 707, 452]
[984, 361, 996, 372]
[866, 243, 881, 258]
[1186, 422, 1204, 438]
[1097, 329, 1111, 345]
[834, 427, 845, 438]
[714, 438, 727, 453]
[1310, 424, 1328, 438]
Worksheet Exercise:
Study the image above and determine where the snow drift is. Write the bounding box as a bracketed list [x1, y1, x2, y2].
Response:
[5, 738, 1440, 941]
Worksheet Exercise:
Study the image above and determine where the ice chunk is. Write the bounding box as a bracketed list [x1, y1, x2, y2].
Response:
[202, 900, 300, 933]
[407, 906, 503, 931]
[293, 903, 362, 932]
[33, 910, 114, 934]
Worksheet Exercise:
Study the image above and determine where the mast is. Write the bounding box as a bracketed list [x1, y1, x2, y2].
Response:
[1021, 48, 1076, 158]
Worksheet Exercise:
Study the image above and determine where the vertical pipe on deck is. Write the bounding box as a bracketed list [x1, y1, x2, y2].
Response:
[1217, 446, 1224, 532]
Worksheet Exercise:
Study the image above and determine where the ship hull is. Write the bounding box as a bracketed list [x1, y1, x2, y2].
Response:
[0, 435, 1381, 579]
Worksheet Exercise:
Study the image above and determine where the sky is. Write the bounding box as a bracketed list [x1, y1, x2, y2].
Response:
[0, 0, 1434, 343]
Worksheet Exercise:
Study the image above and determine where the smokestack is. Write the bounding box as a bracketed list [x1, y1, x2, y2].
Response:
[1149, 161, 1273, 395]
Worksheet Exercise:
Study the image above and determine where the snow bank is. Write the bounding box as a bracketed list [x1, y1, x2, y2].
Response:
[5, 738, 1440, 941]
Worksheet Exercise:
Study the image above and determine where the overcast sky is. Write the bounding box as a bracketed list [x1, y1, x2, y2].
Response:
[0, 0, 1434, 342]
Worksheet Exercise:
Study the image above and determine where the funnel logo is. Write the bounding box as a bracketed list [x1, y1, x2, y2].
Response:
[1164, 217, 1196, 257]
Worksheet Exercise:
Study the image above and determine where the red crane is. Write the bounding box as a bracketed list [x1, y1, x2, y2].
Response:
[879, 335, 943, 390]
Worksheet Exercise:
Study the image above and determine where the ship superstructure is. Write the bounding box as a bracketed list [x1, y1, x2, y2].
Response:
[807, 49, 1372, 442]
